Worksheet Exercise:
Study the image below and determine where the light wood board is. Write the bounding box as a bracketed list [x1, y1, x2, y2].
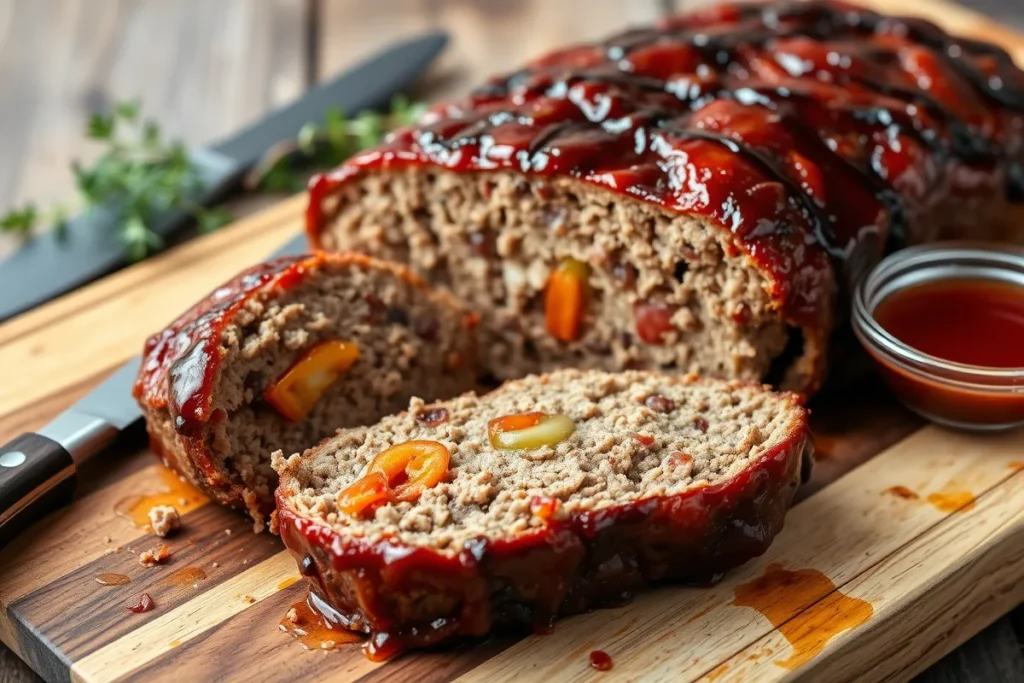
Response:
[1, 1, 1022, 682]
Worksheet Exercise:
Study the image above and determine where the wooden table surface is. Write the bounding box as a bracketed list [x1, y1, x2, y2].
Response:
[0, 1, 1021, 681]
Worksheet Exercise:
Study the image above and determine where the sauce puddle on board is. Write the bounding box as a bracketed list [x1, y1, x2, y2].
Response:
[926, 490, 976, 513]
[281, 596, 362, 651]
[732, 564, 873, 669]
[95, 572, 131, 586]
[115, 465, 208, 528]
[884, 485, 920, 500]
[168, 566, 207, 587]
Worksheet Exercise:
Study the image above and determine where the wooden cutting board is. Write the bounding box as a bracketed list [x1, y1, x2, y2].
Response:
[1, 2, 1023, 682]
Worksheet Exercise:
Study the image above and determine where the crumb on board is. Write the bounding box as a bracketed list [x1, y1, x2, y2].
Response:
[225, 529, 233, 536]
[242, 595, 255, 604]
[212, 561, 219, 569]
[139, 544, 171, 567]
[286, 608, 299, 623]
[148, 505, 181, 537]
[103, 535, 113, 544]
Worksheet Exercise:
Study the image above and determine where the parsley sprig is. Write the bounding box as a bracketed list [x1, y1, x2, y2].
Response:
[245, 94, 427, 192]
[0, 95, 426, 261]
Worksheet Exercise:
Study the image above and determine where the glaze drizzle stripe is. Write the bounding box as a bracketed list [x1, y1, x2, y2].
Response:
[470, 0, 1023, 204]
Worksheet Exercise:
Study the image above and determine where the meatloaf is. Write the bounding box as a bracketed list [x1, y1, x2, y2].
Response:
[305, 0, 1024, 395]
[273, 368, 810, 659]
[133, 252, 479, 530]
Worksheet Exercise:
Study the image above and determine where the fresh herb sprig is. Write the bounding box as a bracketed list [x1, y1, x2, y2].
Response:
[0, 95, 427, 261]
[246, 94, 428, 192]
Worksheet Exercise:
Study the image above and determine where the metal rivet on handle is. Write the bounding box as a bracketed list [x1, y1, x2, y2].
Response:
[0, 451, 27, 468]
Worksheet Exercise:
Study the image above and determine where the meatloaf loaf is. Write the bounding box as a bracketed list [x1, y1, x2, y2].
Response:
[133, 252, 479, 530]
[305, 0, 1024, 395]
[273, 368, 810, 659]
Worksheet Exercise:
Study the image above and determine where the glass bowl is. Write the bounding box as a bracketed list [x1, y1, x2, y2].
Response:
[852, 242, 1024, 432]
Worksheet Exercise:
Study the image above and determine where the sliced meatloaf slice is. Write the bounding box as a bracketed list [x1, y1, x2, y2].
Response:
[273, 368, 810, 660]
[133, 252, 479, 531]
[306, 0, 1024, 396]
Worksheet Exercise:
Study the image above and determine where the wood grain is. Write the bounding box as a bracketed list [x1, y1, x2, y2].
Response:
[0, 183, 1015, 681]
[453, 427, 1024, 682]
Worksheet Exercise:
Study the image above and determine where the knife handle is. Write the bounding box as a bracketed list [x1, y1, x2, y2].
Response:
[0, 433, 76, 547]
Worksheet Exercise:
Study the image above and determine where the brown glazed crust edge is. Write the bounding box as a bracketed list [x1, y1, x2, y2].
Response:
[133, 251, 474, 528]
[275, 404, 810, 661]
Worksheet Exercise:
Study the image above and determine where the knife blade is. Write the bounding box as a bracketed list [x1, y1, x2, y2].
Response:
[0, 30, 448, 324]
[0, 232, 311, 545]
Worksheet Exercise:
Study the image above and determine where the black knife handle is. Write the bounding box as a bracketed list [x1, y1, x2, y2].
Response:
[0, 433, 76, 547]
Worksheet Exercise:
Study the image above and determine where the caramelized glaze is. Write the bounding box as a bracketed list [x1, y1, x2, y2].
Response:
[308, 0, 1024, 378]
[277, 429, 807, 661]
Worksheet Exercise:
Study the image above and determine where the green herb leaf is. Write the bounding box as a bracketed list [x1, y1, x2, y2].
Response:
[6, 95, 429, 260]
[87, 113, 115, 141]
[297, 122, 319, 156]
[0, 204, 39, 238]
[193, 206, 233, 234]
[115, 99, 141, 122]
[352, 111, 384, 151]
[122, 214, 160, 262]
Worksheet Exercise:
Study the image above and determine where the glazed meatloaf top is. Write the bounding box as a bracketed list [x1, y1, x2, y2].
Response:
[273, 369, 808, 552]
[133, 252, 463, 441]
[307, 0, 1024, 393]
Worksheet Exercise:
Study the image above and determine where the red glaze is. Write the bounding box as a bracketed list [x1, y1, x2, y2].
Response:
[132, 252, 454, 517]
[306, 0, 1024, 394]
[589, 650, 613, 672]
[275, 402, 810, 661]
[874, 278, 1024, 368]
[867, 277, 1024, 427]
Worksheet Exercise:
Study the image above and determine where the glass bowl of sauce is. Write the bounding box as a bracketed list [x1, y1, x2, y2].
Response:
[853, 242, 1024, 431]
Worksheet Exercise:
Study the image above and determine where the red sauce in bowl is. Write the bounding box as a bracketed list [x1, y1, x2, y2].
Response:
[874, 279, 1024, 368]
[858, 269, 1024, 430]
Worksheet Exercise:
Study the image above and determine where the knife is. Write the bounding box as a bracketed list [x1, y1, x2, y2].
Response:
[0, 234, 312, 546]
[0, 30, 449, 544]
[0, 30, 448, 324]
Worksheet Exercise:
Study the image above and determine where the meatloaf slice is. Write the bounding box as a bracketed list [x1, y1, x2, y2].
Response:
[273, 368, 810, 660]
[306, 0, 1024, 395]
[133, 252, 479, 531]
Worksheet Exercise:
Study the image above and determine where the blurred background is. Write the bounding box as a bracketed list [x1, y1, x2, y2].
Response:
[0, 1, 1021, 682]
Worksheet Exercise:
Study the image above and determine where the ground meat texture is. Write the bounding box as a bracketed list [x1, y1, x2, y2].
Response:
[274, 368, 810, 659]
[147, 505, 180, 537]
[134, 252, 479, 531]
[313, 172, 793, 390]
[307, 0, 1024, 396]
